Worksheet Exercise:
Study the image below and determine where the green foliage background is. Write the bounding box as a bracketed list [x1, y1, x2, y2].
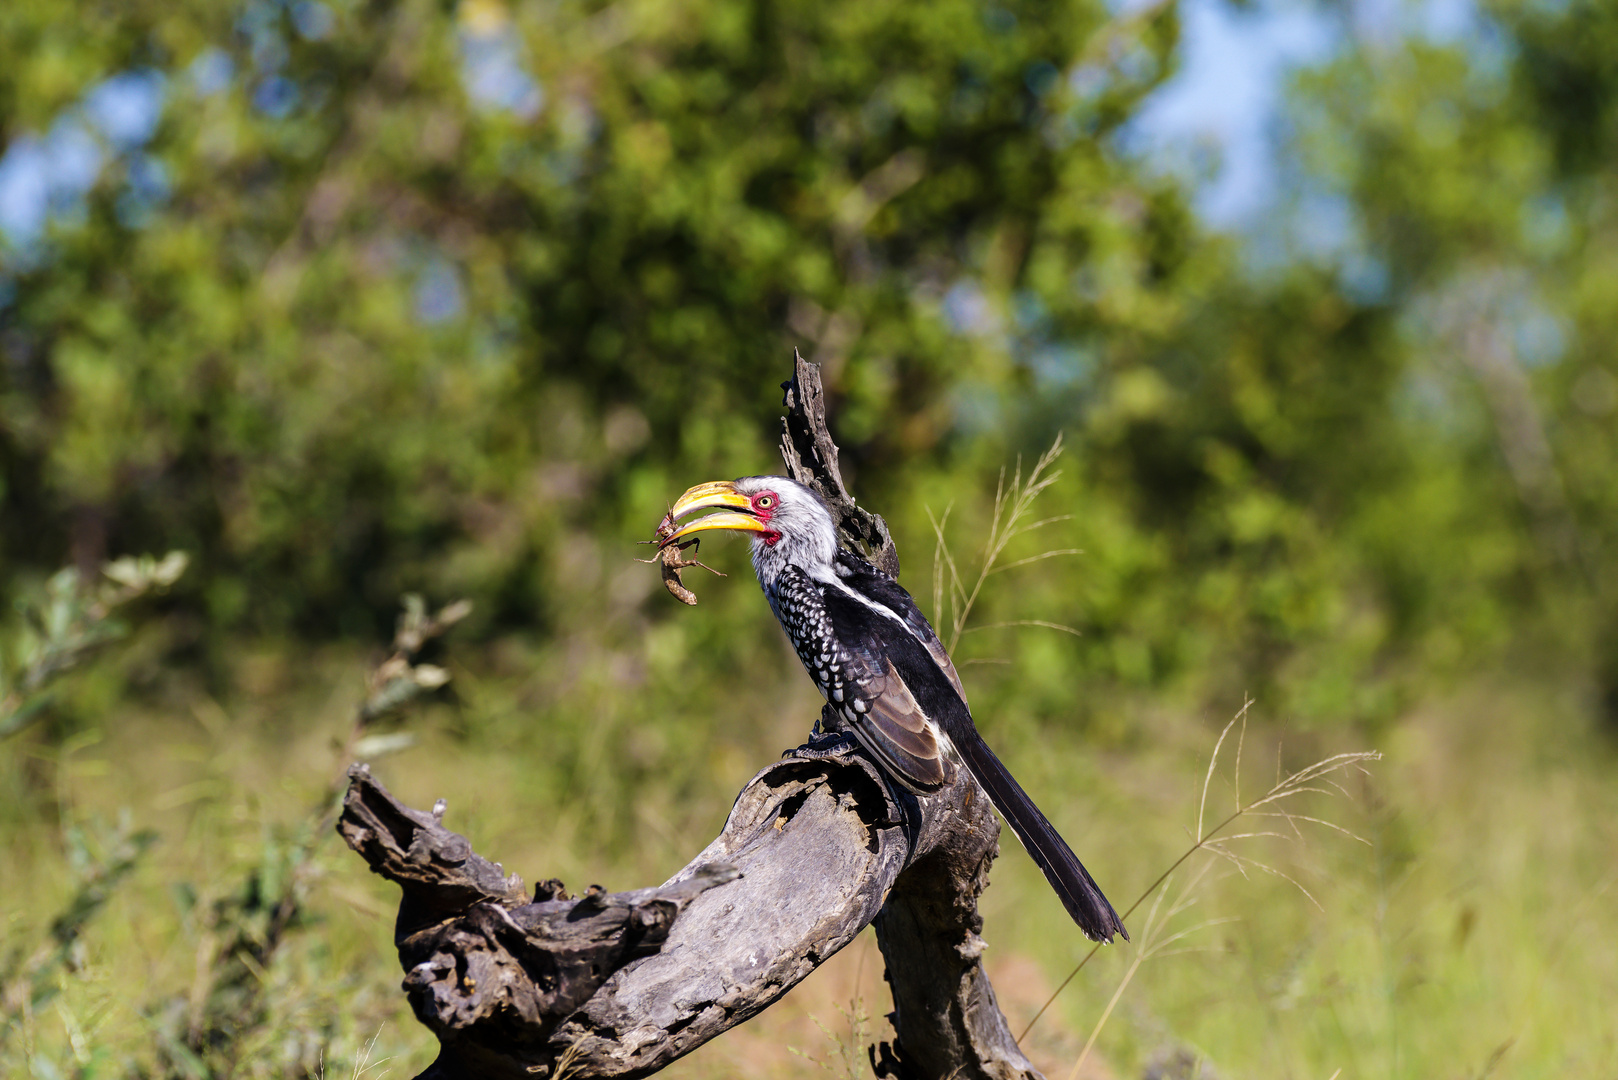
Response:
[2, 0, 1616, 1076]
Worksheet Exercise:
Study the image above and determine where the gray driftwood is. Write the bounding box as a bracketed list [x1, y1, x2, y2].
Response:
[338, 356, 1045, 1079]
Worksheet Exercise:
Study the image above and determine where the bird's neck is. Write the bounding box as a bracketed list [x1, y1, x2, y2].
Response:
[750, 538, 837, 592]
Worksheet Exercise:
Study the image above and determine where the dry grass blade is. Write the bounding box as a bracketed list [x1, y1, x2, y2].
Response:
[1062, 889, 1162, 1080]
[1202, 843, 1324, 910]
[1198, 702, 1250, 842]
[350, 1024, 392, 1080]
[1018, 704, 1381, 1045]
[787, 995, 873, 1080]
[962, 620, 1083, 637]
[927, 503, 960, 639]
[551, 1037, 589, 1080]
[987, 548, 1083, 574]
[1063, 866, 1232, 1080]
[928, 435, 1081, 653]
[1251, 807, 1373, 845]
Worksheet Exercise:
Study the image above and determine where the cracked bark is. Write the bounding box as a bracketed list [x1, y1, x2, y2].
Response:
[339, 355, 1047, 1079]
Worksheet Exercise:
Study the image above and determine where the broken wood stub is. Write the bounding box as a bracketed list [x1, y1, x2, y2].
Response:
[779, 349, 901, 580]
[338, 764, 742, 1078]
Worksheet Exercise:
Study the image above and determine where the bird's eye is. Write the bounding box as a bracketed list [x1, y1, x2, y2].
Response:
[756, 495, 775, 509]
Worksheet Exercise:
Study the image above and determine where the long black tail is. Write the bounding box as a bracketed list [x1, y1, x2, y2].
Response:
[952, 726, 1128, 943]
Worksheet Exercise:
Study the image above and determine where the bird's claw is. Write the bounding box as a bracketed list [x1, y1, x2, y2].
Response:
[789, 729, 860, 762]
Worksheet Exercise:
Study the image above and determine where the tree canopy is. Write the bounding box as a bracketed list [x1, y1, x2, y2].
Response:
[1, 0, 1614, 725]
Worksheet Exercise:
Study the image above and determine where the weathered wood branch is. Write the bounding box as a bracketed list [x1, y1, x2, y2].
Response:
[339, 355, 1047, 1078]
[780, 348, 900, 580]
[340, 735, 1037, 1080]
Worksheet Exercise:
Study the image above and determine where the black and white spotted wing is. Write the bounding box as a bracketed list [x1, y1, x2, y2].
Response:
[771, 552, 1130, 943]
[831, 550, 966, 701]
[767, 564, 950, 791]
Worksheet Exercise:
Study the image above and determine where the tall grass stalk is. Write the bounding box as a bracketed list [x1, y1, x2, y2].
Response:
[1018, 705, 1382, 1050]
[1065, 860, 1235, 1080]
[928, 435, 1081, 654]
[788, 937, 874, 1080]
[320, 1023, 393, 1080]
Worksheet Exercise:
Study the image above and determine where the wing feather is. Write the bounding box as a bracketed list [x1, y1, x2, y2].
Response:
[821, 579, 961, 792]
[833, 551, 966, 701]
[853, 658, 950, 790]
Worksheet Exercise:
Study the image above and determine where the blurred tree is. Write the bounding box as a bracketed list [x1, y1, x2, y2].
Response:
[1271, 0, 1618, 722]
[0, 0, 1614, 729]
[0, 0, 1191, 637]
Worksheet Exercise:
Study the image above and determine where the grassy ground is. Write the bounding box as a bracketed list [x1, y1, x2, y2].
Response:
[2, 640, 1615, 1079]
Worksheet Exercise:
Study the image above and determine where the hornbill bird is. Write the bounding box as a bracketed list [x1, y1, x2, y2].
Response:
[663, 476, 1127, 943]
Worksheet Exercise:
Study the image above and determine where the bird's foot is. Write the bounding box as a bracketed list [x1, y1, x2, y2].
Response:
[788, 729, 860, 762]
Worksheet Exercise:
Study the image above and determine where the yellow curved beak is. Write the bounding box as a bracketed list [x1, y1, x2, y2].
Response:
[662, 480, 766, 546]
